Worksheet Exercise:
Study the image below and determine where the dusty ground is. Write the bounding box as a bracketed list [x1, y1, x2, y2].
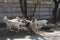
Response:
[0, 30, 60, 40]
[0, 28, 60, 40]
[0, 23, 60, 40]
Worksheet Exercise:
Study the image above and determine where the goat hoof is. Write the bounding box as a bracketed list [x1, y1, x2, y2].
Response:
[15, 31, 19, 33]
[10, 29, 14, 31]
[15, 31, 18, 33]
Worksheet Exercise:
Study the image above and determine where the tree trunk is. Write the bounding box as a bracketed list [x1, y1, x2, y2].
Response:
[52, 0, 60, 23]
[23, 0, 29, 19]
[29, 4, 37, 20]
[19, 0, 23, 14]
[29, 0, 38, 20]
[19, 0, 29, 19]
[52, 3, 59, 23]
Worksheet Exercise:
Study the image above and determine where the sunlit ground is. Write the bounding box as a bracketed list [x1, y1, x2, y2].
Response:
[0, 23, 60, 40]
[7, 38, 32, 40]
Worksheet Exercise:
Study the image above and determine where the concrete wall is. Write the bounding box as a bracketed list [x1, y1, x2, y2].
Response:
[0, 0, 54, 22]
[27, 4, 54, 20]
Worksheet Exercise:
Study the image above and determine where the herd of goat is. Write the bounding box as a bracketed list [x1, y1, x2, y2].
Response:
[3, 16, 48, 33]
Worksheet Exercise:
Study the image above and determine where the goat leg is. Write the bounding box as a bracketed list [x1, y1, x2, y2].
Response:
[9, 26, 14, 31]
[15, 26, 20, 33]
[7, 26, 9, 29]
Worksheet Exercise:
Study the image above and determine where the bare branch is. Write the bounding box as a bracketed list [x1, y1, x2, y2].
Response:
[29, 0, 39, 20]
[23, 0, 29, 19]
[19, 0, 23, 13]
[19, 0, 28, 19]
[58, 0, 60, 3]
[29, 4, 37, 20]
[53, 0, 57, 3]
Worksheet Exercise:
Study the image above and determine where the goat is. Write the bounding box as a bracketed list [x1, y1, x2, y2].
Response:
[31, 19, 48, 32]
[24, 19, 39, 32]
[3, 16, 22, 33]
[38, 20, 48, 26]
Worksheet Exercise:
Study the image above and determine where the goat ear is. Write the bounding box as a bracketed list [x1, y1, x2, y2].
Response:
[23, 18, 26, 21]
[46, 21, 48, 22]
[31, 20, 34, 22]
[4, 16, 8, 19]
[4, 16, 7, 18]
[22, 21, 25, 23]
[34, 19, 37, 22]
[16, 16, 20, 20]
[16, 16, 19, 18]
[45, 20, 48, 22]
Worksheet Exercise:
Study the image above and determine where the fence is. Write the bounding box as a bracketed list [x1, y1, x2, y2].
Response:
[0, 0, 54, 22]
[27, 0, 54, 20]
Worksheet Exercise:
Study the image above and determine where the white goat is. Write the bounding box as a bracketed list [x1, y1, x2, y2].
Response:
[15, 16, 24, 22]
[3, 16, 19, 29]
[30, 19, 48, 32]
[38, 20, 48, 26]
[24, 19, 39, 32]
[34, 19, 43, 29]
[3, 16, 22, 32]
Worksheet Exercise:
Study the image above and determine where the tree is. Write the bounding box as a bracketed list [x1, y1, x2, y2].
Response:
[52, 0, 60, 23]
[19, 0, 38, 20]
[19, 0, 29, 19]
[29, 2, 38, 20]
[29, 4, 37, 20]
